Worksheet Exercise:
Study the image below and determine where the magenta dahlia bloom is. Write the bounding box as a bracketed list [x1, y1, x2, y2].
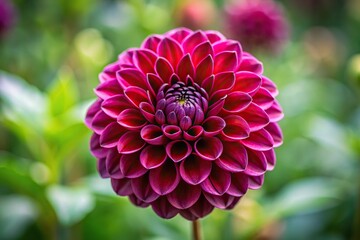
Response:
[85, 28, 283, 220]
[225, 0, 288, 53]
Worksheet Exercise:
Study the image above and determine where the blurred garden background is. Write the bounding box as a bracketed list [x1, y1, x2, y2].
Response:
[0, 0, 360, 239]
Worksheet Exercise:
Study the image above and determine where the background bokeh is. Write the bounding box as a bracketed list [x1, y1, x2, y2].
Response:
[0, 0, 359, 239]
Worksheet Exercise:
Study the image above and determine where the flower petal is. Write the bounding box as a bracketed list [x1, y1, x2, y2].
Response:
[194, 137, 223, 161]
[191, 41, 214, 66]
[129, 194, 150, 208]
[101, 94, 133, 118]
[90, 133, 107, 158]
[146, 73, 164, 97]
[223, 91, 252, 113]
[111, 178, 133, 196]
[248, 175, 264, 190]
[95, 79, 123, 99]
[131, 173, 159, 203]
[205, 30, 226, 43]
[162, 125, 182, 140]
[151, 196, 179, 219]
[157, 37, 183, 67]
[166, 140, 192, 162]
[85, 100, 102, 128]
[215, 141, 248, 172]
[201, 165, 231, 195]
[105, 149, 123, 179]
[213, 40, 242, 65]
[117, 69, 147, 90]
[133, 49, 156, 74]
[167, 180, 201, 209]
[227, 173, 248, 197]
[176, 54, 195, 81]
[233, 71, 262, 94]
[97, 157, 109, 178]
[149, 160, 180, 195]
[140, 145, 167, 169]
[221, 115, 250, 141]
[252, 87, 274, 109]
[141, 34, 162, 52]
[239, 103, 270, 131]
[120, 151, 147, 178]
[202, 116, 226, 137]
[100, 122, 126, 148]
[124, 86, 148, 108]
[265, 100, 284, 122]
[117, 131, 145, 154]
[214, 51, 238, 73]
[265, 122, 283, 147]
[139, 102, 155, 123]
[244, 148, 267, 176]
[155, 57, 174, 83]
[183, 125, 204, 141]
[238, 54, 263, 74]
[195, 55, 214, 84]
[264, 149, 276, 171]
[140, 124, 167, 145]
[182, 30, 208, 54]
[262, 76, 279, 97]
[241, 129, 274, 151]
[203, 193, 237, 209]
[117, 109, 146, 130]
[166, 28, 192, 43]
[211, 72, 235, 101]
[91, 111, 113, 134]
[180, 154, 212, 185]
[201, 75, 214, 94]
[188, 194, 214, 219]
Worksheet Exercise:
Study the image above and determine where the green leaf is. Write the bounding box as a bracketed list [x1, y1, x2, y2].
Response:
[46, 185, 95, 226]
[47, 66, 78, 116]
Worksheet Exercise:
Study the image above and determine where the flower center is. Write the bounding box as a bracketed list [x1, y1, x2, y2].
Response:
[155, 82, 208, 130]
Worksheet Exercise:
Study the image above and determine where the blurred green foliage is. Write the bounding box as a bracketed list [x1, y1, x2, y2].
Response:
[0, 0, 359, 239]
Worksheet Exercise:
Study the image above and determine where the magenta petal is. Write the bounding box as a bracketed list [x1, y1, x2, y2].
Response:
[180, 154, 212, 185]
[244, 148, 267, 176]
[149, 160, 180, 195]
[90, 133, 107, 158]
[141, 34, 162, 52]
[140, 145, 167, 169]
[124, 86, 148, 108]
[214, 51, 238, 73]
[203, 193, 237, 209]
[188, 194, 214, 218]
[238, 55, 264, 74]
[166, 140, 192, 162]
[211, 72, 235, 100]
[207, 97, 225, 116]
[139, 102, 155, 123]
[239, 103, 270, 131]
[233, 71, 262, 94]
[183, 125, 204, 141]
[140, 124, 167, 145]
[157, 37, 183, 67]
[221, 115, 250, 141]
[182, 30, 208, 54]
[146, 73, 164, 97]
[85, 100, 102, 128]
[201, 165, 231, 195]
[225, 197, 241, 210]
[215, 141, 248, 172]
[205, 30, 226, 43]
[213, 40, 242, 65]
[131, 173, 159, 203]
[105, 149, 123, 179]
[195, 55, 214, 84]
[262, 76, 279, 97]
[111, 178, 133, 196]
[120, 152, 147, 178]
[100, 122, 126, 148]
[241, 129, 274, 151]
[95, 79, 122, 99]
[129, 194, 150, 208]
[201, 75, 214, 94]
[151, 196, 179, 219]
[117, 69, 147, 90]
[265, 122, 283, 147]
[97, 157, 109, 178]
[253, 87, 274, 109]
[117, 131, 145, 154]
[155, 57, 174, 83]
[167, 181, 201, 209]
[162, 125, 182, 140]
[101, 94, 133, 118]
[194, 137, 223, 161]
[176, 54, 195, 80]
[202, 116, 226, 137]
[166, 28, 192, 43]
[133, 50, 156, 74]
[248, 175, 264, 190]
[227, 173, 248, 197]
[117, 109, 146, 130]
[91, 111, 113, 134]
[265, 100, 284, 122]
[191, 41, 214, 66]
[179, 209, 198, 221]
[264, 149, 276, 171]
[223, 91, 252, 113]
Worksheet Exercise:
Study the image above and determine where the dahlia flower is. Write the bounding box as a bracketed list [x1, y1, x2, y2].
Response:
[0, 0, 15, 38]
[224, 0, 288, 53]
[85, 28, 283, 220]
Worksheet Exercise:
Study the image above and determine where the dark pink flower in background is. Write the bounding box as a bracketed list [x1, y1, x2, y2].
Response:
[0, 0, 15, 38]
[85, 28, 283, 220]
[225, 0, 289, 53]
